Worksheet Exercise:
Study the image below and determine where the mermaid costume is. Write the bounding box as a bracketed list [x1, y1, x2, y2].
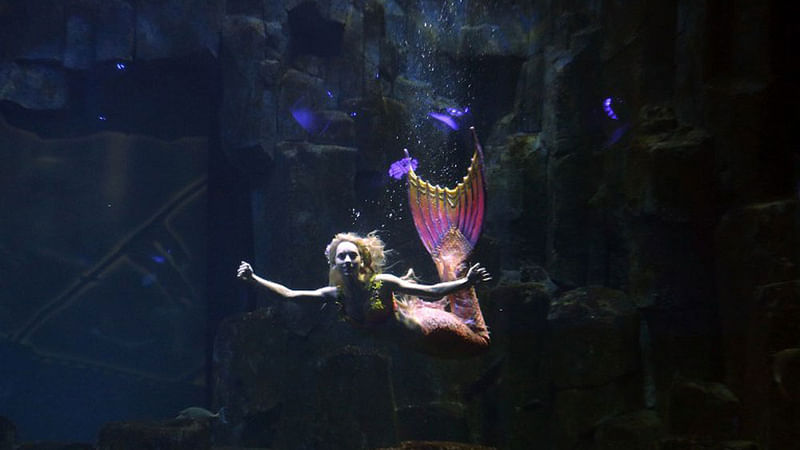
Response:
[399, 128, 490, 357]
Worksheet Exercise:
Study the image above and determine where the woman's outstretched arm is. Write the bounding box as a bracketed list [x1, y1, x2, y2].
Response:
[237, 261, 337, 300]
[377, 263, 491, 298]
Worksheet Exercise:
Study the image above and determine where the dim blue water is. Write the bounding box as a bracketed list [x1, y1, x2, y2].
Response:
[1, 1, 791, 449]
[0, 56, 221, 444]
[0, 342, 202, 442]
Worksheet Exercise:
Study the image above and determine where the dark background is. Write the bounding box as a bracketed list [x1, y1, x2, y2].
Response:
[0, 0, 797, 448]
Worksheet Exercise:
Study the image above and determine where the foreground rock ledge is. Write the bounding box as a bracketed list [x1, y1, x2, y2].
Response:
[97, 420, 211, 450]
[377, 441, 496, 450]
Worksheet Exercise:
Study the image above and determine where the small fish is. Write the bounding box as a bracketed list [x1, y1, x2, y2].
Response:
[388, 149, 419, 180]
[428, 111, 459, 130]
[176, 406, 228, 424]
[446, 107, 468, 117]
[290, 107, 316, 132]
[603, 97, 619, 120]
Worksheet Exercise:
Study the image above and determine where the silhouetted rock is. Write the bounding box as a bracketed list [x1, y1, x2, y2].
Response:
[593, 410, 664, 450]
[552, 376, 643, 450]
[546, 287, 642, 449]
[313, 348, 398, 449]
[660, 438, 760, 450]
[484, 133, 547, 268]
[715, 199, 800, 440]
[97, 420, 211, 450]
[547, 287, 639, 388]
[667, 380, 741, 440]
[0, 416, 14, 450]
[135, 0, 223, 60]
[377, 441, 495, 450]
[214, 308, 397, 449]
[18, 444, 94, 450]
[397, 402, 469, 443]
[254, 140, 358, 289]
[220, 15, 275, 163]
[626, 118, 713, 222]
[0, 63, 68, 110]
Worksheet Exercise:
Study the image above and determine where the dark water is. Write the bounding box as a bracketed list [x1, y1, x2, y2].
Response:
[0, 56, 221, 442]
[0, 1, 796, 449]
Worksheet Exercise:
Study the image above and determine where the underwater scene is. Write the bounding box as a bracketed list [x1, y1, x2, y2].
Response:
[0, 0, 797, 449]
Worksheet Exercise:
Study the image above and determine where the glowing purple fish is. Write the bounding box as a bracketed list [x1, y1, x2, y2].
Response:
[388, 149, 418, 180]
[291, 107, 315, 131]
[428, 112, 459, 130]
[603, 97, 619, 120]
[446, 107, 467, 117]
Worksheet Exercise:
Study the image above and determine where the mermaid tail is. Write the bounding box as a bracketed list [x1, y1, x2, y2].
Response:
[405, 128, 489, 347]
[407, 128, 485, 261]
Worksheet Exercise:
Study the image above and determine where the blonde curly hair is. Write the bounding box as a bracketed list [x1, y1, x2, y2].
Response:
[325, 231, 386, 284]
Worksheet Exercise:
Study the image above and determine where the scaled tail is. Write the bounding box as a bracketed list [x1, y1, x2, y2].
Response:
[406, 128, 488, 337]
[407, 127, 486, 274]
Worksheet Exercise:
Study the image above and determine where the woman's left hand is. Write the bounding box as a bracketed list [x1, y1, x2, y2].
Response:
[466, 263, 492, 285]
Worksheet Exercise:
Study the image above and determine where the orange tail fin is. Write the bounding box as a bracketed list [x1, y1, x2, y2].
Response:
[406, 128, 488, 334]
[406, 127, 486, 279]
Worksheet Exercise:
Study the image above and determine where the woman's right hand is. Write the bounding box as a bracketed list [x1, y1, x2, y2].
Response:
[237, 261, 254, 281]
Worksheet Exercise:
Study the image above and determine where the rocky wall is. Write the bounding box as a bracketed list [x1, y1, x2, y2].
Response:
[0, 0, 796, 449]
[213, 0, 795, 449]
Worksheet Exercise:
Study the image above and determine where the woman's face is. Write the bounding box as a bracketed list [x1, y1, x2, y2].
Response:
[334, 241, 361, 277]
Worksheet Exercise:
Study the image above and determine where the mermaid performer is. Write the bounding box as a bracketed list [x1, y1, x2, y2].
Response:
[237, 128, 490, 358]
